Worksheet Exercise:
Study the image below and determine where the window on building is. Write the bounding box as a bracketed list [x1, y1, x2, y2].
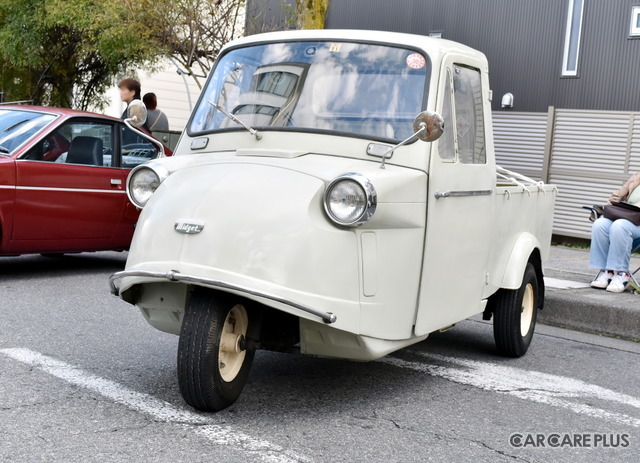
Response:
[561, 0, 585, 77]
[630, 5, 640, 37]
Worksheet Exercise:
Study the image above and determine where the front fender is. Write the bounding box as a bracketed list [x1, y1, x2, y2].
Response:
[121, 163, 362, 334]
[500, 232, 541, 290]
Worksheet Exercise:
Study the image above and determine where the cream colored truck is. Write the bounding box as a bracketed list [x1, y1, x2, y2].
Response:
[110, 30, 557, 411]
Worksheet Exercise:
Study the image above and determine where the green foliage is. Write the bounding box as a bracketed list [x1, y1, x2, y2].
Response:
[0, 0, 158, 109]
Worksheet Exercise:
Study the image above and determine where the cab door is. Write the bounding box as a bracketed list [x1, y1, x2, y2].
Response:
[414, 58, 495, 336]
[10, 119, 128, 251]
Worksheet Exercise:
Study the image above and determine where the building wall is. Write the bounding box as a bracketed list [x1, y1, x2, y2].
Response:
[247, 0, 640, 112]
[321, 0, 640, 113]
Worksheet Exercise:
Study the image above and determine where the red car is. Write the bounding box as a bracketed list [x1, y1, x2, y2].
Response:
[0, 105, 169, 256]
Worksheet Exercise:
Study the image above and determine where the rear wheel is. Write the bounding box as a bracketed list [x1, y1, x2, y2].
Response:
[177, 289, 255, 411]
[493, 263, 539, 357]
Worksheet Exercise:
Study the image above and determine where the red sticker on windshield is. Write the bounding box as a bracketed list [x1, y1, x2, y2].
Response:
[406, 53, 426, 69]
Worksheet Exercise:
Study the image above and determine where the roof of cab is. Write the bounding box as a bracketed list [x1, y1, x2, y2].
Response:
[224, 29, 484, 59]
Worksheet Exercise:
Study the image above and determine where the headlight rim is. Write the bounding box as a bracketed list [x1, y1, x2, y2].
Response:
[324, 172, 377, 227]
[126, 162, 170, 208]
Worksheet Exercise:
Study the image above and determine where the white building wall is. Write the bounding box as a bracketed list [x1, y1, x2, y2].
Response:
[103, 59, 204, 132]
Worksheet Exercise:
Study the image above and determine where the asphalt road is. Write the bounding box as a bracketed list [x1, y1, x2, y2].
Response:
[1, 252, 638, 463]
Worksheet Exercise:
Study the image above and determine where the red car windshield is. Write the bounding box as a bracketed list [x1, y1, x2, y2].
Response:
[0, 109, 57, 155]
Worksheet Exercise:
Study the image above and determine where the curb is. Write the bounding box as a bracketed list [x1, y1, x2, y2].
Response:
[539, 288, 640, 341]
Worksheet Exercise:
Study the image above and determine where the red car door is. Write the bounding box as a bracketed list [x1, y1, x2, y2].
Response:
[10, 118, 129, 253]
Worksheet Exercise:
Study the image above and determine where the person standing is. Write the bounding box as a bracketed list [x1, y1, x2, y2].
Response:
[143, 92, 170, 131]
[118, 78, 150, 131]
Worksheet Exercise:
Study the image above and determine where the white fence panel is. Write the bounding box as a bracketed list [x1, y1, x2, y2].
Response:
[492, 108, 639, 239]
[549, 110, 634, 239]
[629, 113, 640, 173]
[492, 111, 547, 180]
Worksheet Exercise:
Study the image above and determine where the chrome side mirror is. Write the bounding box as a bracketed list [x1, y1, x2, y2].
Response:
[126, 100, 147, 128]
[413, 111, 444, 142]
[379, 111, 445, 169]
[123, 99, 165, 158]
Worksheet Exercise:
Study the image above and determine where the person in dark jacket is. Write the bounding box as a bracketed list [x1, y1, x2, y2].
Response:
[118, 78, 150, 131]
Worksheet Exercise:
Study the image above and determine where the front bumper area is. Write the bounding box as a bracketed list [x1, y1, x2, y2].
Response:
[109, 269, 337, 324]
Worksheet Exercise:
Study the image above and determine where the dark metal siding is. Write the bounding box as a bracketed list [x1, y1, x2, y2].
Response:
[324, 0, 640, 112]
[553, 0, 640, 111]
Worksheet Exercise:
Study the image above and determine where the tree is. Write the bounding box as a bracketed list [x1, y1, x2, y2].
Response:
[296, 0, 328, 30]
[0, 0, 158, 109]
[0, 0, 326, 109]
[126, 0, 246, 90]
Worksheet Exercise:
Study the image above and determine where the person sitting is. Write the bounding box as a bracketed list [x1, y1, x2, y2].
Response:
[590, 172, 640, 292]
[143, 92, 170, 131]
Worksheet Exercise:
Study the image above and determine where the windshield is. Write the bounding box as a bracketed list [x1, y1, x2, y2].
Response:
[189, 41, 429, 142]
[0, 109, 57, 155]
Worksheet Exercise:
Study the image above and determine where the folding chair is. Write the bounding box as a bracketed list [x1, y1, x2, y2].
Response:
[583, 205, 640, 291]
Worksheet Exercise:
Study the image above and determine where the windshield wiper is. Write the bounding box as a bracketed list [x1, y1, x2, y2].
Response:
[209, 101, 262, 140]
[0, 145, 9, 154]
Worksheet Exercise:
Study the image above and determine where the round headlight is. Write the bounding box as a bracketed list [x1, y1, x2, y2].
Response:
[324, 173, 377, 226]
[127, 163, 169, 208]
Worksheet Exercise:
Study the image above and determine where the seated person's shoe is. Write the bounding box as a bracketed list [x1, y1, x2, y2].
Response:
[591, 270, 613, 289]
[606, 272, 630, 293]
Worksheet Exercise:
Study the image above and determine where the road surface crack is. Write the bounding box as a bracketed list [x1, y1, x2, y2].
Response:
[472, 439, 533, 462]
[1, 400, 59, 411]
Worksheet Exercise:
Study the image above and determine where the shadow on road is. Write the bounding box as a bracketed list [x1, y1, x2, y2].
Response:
[128, 322, 501, 416]
[0, 251, 127, 281]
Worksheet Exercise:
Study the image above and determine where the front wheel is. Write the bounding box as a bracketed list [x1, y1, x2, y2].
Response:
[493, 263, 539, 357]
[177, 289, 255, 411]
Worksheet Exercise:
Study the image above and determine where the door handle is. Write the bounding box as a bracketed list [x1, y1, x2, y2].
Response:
[110, 179, 122, 186]
[435, 189, 493, 199]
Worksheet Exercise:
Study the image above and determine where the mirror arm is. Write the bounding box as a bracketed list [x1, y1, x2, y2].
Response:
[124, 119, 166, 158]
[379, 123, 426, 170]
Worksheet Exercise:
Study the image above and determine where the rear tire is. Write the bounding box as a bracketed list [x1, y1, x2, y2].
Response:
[493, 263, 539, 357]
[177, 289, 255, 411]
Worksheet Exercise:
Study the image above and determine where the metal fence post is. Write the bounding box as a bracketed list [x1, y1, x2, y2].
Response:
[541, 106, 555, 184]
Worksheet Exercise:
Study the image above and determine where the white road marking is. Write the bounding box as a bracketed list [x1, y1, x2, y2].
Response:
[0, 348, 309, 463]
[380, 351, 640, 428]
[543, 277, 590, 289]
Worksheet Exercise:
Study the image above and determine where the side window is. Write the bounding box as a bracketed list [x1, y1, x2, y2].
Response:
[120, 125, 158, 168]
[438, 69, 456, 161]
[453, 65, 486, 164]
[23, 120, 114, 167]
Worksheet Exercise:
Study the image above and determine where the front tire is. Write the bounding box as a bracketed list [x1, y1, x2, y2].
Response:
[177, 289, 255, 411]
[493, 263, 539, 357]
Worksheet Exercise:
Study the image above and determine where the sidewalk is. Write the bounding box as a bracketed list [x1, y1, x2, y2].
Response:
[540, 245, 640, 341]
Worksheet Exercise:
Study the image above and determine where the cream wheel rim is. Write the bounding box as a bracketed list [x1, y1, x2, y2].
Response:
[218, 304, 248, 382]
[520, 284, 535, 337]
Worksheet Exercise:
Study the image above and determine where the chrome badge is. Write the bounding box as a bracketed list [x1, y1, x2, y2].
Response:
[174, 219, 205, 234]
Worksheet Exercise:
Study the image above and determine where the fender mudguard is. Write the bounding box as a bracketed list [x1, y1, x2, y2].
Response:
[500, 232, 542, 290]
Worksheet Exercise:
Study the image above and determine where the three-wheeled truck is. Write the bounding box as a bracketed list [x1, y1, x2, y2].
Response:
[110, 29, 556, 411]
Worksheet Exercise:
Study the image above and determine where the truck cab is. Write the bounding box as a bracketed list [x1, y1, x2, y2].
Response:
[110, 30, 556, 412]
